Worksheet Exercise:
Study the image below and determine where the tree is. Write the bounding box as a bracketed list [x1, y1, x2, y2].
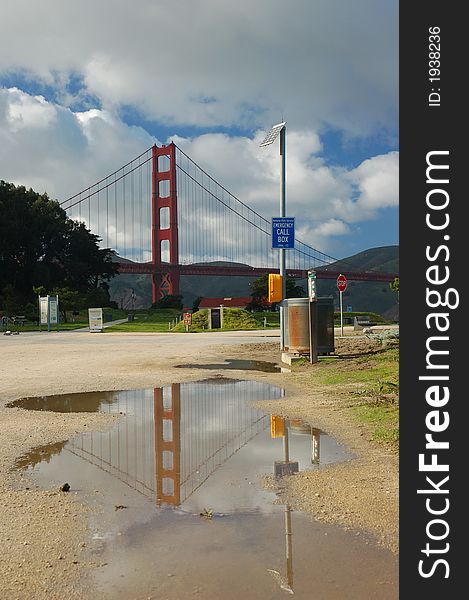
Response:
[50, 287, 81, 323]
[152, 294, 183, 309]
[389, 277, 399, 302]
[246, 274, 306, 310]
[192, 296, 203, 312]
[0, 181, 118, 311]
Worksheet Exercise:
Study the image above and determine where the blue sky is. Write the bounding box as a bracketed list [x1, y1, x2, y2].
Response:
[0, 0, 398, 261]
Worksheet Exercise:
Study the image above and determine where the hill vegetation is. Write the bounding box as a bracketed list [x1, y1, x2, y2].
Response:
[172, 307, 258, 332]
[109, 246, 399, 317]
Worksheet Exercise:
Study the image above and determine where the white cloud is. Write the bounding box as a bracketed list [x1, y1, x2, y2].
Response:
[0, 88, 397, 258]
[0, 87, 155, 199]
[0, 0, 398, 137]
[350, 151, 399, 211]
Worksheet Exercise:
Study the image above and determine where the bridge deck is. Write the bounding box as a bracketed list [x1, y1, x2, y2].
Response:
[117, 262, 398, 283]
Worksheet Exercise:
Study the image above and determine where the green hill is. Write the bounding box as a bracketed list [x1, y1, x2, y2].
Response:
[316, 245, 399, 317]
[109, 246, 399, 317]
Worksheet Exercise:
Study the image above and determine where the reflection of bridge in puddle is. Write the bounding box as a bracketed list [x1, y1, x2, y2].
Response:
[52, 380, 337, 510]
[13, 380, 392, 598]
[57, 379, 288, 506]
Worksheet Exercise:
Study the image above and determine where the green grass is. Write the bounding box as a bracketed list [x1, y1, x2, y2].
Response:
[252, 311, 280, 328]
[172, 308, 259, 333]
[296, 345, 399, 449]
[105, 309, 182, 332]
[3, 321, 89, 332]
[353, 404, 399, 445]
[2, 306, 130, 333]
[319, 364, 397, 386]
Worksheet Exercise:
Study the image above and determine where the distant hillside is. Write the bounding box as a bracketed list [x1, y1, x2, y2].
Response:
[108, 261, 259, 310]
[108, 246, 399, 317]
[316, 245, 399, 317]
[317, 245, 398, 274]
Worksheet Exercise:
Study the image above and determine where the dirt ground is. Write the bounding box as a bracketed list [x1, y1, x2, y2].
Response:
[0, 329, 398, 599]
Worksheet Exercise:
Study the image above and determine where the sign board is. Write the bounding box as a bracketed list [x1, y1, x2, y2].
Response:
[347, 305, 353, 312]
[183, 312, 192, 326]
[337, 274, 347, 292]
[88, 308, 103, 332]
[39, 296, 49, 325]
[272, 217, 295, 249]
[49, 296, 59, 324]
[308, 270, 317, 301]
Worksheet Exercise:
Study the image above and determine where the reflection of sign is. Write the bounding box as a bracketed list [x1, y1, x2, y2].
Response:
[49, 297, 58, 324]
[272, 217, 295, 249]
[88, 308, 103, 332]
[337, 274, 347, 292]
[39, 297, 49, 325]
[270, 415, 286, 438]
[183, 312, 192, 326]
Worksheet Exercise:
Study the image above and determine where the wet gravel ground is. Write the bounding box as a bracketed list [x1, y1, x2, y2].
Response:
[0, 329, 398, 598]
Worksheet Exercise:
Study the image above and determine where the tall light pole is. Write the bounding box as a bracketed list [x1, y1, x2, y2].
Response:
[260, 121, 287, 350]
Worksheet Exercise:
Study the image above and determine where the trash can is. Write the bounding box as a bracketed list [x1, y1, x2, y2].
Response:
[284, 298, 310, 354]
[284, 297, 335, 355]
[316, 297, 335, 354]
[127, 314, 134, 322]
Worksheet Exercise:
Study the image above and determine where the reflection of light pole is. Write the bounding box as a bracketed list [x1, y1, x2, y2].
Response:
[260, 122, 287, 350]
[282, 425, 294, 591]
[269, 422, 295, 594]
[285, 504, 293, 590]
[311, 427, 321, 464]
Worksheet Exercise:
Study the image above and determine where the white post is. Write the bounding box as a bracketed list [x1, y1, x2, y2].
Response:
[47, 295, 51, 332]
[279, 126, 286, 351]
[340, 290, 344, 337]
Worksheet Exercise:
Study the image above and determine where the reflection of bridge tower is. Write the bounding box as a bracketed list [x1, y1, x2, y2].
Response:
[66, 380, 282, 506]
[154, 384, 181, 505]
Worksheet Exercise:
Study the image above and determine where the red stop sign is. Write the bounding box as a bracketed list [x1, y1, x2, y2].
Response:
[337, 274, 347, 292]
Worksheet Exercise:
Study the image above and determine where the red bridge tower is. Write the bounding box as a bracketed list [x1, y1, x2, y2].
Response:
[152, 143, 180, 304]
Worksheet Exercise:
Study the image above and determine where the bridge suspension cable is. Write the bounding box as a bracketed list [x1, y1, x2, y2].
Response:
[58, 143, 396, 287]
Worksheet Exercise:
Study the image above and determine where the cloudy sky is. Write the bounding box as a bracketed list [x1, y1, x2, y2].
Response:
[0, 0, 398, 260]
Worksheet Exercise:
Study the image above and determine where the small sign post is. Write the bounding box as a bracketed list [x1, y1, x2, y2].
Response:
[39, 295, 59, 332]
[88, 308, 103, 332]
[183, 312, 192, 332]
[49, 296, 59, 331]
[271, 217, 295, 249]
[337, 274, 347, 337]
[39, 296, 48, 331]
[308, 270, 318, 364]
[272, 217, 295, 352]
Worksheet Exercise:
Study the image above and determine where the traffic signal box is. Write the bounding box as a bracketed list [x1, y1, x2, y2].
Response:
[268, 274, 283, 303]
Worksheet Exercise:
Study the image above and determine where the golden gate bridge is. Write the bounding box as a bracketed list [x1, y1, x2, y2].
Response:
[60, 143, 398, 304]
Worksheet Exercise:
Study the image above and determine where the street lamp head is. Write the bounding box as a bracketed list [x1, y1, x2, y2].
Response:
[260, 121, 286, 147]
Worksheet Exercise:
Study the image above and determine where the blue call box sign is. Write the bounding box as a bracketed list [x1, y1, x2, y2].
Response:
[272, 217, 295, 249]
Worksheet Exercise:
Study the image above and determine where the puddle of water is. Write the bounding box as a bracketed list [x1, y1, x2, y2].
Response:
[6, 391, 121, 412]
[14, 380, 347, 506]
[175, 359, 284, 373]
[95, 510, 397, 600]
[12, 379, 397, 599]
[14, 440, 68, 470]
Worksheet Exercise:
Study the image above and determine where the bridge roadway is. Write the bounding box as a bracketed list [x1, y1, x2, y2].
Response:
[117, 262, 398, 283]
